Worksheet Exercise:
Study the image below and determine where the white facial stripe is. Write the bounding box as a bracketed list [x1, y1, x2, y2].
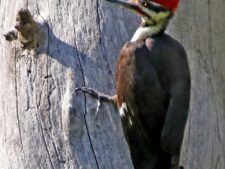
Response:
[131, 25, 161, 42]
[131, 11, 170, 42]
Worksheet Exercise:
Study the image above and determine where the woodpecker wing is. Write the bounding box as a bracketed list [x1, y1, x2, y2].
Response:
[158, 38, 191, 155]
[144, 34, 190, 156]
[115, 40, 172, 168]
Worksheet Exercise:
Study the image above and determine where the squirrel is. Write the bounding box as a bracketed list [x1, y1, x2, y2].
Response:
[4, 9, 44, 51]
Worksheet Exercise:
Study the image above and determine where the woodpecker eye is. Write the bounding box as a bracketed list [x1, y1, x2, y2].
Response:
[139, 0, 149, 7]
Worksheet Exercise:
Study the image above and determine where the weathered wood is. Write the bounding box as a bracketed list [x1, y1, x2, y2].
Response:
[168, 0, 225, 168]
[0, 0, 225, 169]
[0, 0, 138, 169]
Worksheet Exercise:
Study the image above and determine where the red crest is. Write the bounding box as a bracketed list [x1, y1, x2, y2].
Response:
[152, 0, 179, 12]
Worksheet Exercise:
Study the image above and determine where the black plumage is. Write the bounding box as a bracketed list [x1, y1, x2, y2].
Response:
[115, 33, 190, 169]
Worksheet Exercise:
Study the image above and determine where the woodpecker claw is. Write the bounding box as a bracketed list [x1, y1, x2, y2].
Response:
[75, 87, 114, 117]
[75, 87, 113, 101]
[95, 99, 102, 118]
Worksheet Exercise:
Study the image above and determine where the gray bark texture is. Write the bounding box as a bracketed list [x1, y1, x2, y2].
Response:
[0, 0, 224, 169]
[168, 0, 225, 169]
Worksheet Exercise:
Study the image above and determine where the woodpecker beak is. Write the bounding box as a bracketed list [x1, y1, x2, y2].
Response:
[106, 0, 151, 19]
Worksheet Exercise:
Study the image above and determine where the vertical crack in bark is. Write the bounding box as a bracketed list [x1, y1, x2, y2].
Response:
[214, 155, 220, 169]
[185, 117, 191, 168]
[177, 14, 184, 46]
[3, 81, 12, 169]
[36, 113, 55, 169]
[48, 132, 63, 164]
[5, 146, 13, 169]
[25, 58, 32, 112]
[207, 0, 216, 75]
[4, 126, 13, 169]
[215, 107, 221, 143]
[34, 82, 55, 169]
[46, 81, 62, 164]
[207, 0, 222, 147]
[26, 0, 28, 9]
[96, 0, 115, 85]
[74, 27, 100, 169]
[14, 45, 25, 168]
[35, 3, 55, 168]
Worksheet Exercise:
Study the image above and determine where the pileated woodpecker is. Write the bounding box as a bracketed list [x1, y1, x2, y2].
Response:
[76, 0, 190, 168]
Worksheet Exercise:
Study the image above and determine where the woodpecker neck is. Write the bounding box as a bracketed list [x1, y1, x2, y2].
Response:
[131, 10, 173, 42]
[131, 24, 162, 42]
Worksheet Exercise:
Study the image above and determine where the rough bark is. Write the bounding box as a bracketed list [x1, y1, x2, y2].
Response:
[0, 0, 137, 169]
[0, 0, 225, 169]
[168, 0, 225, 168]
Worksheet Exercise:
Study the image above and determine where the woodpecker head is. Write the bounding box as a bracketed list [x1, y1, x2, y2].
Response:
[151, 0, 179, 12]
[107, 0, 179, 39]
[107, 0, 179, 23]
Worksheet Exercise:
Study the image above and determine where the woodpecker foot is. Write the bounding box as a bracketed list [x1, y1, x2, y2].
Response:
[75, 87, 115, 117]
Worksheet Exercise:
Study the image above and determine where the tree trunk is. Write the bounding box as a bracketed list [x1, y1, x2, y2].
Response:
[0, 0, 137, 169]
[168, 0, 225, 168]
[0, 1, 225, 169]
